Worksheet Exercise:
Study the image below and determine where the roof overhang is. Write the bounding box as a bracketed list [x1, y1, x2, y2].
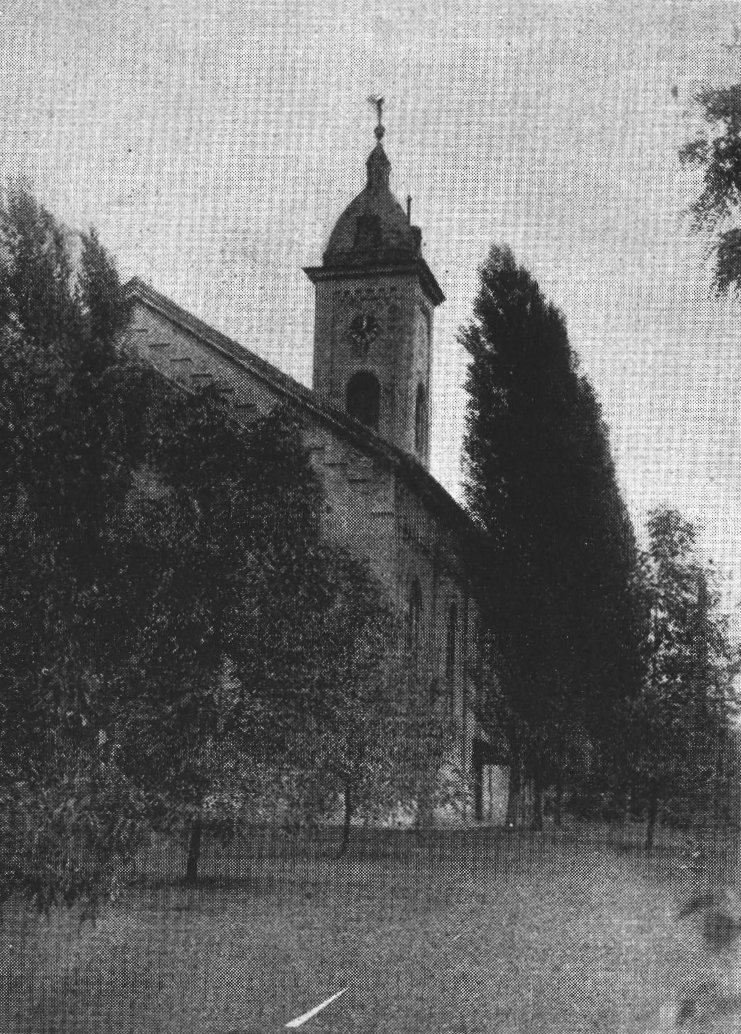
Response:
[304, 259, 445, 307]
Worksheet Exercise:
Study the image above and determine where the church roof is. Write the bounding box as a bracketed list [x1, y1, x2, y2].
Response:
[124, 276, 477, 552]
[324, 145, 419, 266]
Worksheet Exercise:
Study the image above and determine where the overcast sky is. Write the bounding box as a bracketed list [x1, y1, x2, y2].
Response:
[3, 0, 741, 601]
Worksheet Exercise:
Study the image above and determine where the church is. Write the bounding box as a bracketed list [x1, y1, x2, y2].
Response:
[124, 111, 505, 823]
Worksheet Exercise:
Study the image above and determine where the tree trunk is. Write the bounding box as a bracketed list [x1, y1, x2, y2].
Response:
[719, 731, 741, 887]
[415, 764, 435, 834]
[186, 814, 203, 884]
[554, 773, 564, 828]
[531, 768, 544, 831]
[506, 752, 521, 830]
[645, 781, 659, 855]
[336, 781, 353, 859]
[615, 783, 628, 823]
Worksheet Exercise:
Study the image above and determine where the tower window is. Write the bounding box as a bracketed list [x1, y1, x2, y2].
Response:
[346, 371, 380, 429]
[415, 384, 428, 454]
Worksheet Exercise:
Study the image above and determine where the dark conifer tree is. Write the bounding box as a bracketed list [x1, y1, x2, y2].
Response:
[461, 246, 643, 825]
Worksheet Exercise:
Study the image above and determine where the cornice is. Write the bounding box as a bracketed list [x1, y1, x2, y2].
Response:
[303, 258, 445, 307]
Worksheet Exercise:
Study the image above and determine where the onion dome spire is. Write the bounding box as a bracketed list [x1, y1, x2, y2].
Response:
[366, 96, 390, 191]
[312, 94, 439, 301]
[305, 96, 444, 302]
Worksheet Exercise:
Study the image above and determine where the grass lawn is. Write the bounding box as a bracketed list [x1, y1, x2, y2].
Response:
[0, 826, 719, 1033]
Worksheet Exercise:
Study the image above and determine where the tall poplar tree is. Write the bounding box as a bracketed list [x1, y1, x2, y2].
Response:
[461, 246, 643, 825]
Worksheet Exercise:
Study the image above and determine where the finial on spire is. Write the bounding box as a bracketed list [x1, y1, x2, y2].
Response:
[365, 95, 390, 190]
[367, 95, 385, 140]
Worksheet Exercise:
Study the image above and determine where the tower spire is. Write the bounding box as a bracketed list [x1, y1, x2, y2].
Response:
[367, 95, 385, 140]
[365, 96, 390, 191]
[304, 104, 445, 465]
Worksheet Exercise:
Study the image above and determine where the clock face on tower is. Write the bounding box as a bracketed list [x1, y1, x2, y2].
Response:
[347, 312, 380, 356]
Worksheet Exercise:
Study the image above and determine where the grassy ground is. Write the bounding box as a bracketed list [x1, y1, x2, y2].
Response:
[0, 825, 720, 1034]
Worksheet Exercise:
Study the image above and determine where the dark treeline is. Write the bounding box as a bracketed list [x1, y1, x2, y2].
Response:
[462, 245, 737, 841]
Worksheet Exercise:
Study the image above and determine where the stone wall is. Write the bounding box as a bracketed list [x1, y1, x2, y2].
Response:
[124, 287, 500, 823]
[311, 271, 434, 466]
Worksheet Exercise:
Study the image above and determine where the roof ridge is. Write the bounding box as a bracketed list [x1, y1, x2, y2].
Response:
[124, 277, 313, 401]
[123, 277, 478, 546]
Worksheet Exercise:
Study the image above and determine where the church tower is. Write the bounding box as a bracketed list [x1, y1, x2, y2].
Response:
[304, 104, 444, 469]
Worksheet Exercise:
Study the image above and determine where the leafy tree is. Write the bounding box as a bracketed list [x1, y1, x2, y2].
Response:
[109, 388, 329, 883]
[677, 91, 741, 871]
[118, 410, 410, 875]
[461, 245, 643, 827]
[0, 183, 402, 900]
[269, 561, 459, 854]
[629, 509, 734, 854]
[0, 183, 157, 907]
[679, 85, 741, 295]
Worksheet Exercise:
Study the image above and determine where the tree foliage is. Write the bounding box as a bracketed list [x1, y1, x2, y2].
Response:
[627, 509, 734, 850]
[0, 183, 158, 907]
[0, 183, 404, 904]
[680, 84, 741, 295]
[461, 245, 643, 821]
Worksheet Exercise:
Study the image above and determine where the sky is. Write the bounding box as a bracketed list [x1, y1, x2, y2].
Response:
[2, 0, 741, 605]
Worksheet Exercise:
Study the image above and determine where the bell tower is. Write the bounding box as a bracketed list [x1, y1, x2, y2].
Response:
[304, 102, 444, 469]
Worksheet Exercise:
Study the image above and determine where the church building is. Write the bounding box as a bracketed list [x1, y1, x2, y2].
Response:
[124, 111, 505, 822]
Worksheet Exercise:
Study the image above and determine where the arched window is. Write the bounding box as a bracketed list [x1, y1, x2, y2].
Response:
[415, 384, 427, 455]
[408, 578, 422, 649]
[446, 602, 458, 712]
[346, 371, 380, 429]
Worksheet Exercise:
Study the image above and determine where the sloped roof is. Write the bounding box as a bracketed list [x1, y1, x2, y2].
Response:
[124, 277, 479, 551]
[324, 144, 420, 266]
[308, 135, 444, 306]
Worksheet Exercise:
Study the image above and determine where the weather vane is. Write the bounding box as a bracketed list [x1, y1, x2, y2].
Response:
[367, 95, 385, 139]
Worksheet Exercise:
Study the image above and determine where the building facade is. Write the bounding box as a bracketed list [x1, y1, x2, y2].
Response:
[124, 117, 506, 822]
